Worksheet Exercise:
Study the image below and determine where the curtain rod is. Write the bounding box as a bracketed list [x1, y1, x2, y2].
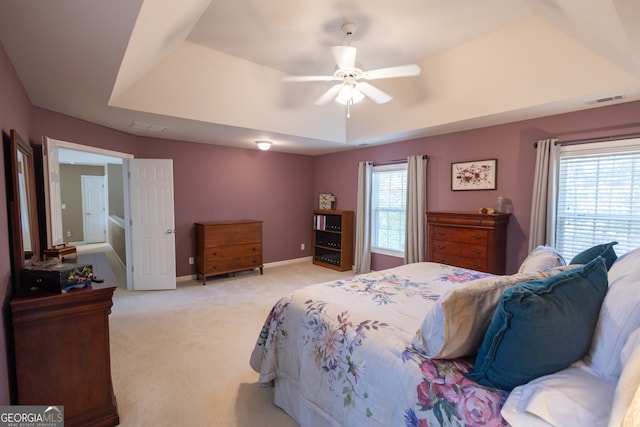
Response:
[372, 154, 428, 166]
[556, 132, 640, 146]
[534, 132, 640, 148]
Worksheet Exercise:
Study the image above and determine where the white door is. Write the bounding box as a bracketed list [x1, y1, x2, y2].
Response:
[81, 175, 107, 243]
[124, 159, 176, 290]
[43, 137, 64, 246]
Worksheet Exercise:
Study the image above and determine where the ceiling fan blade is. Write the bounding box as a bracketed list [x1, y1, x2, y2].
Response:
[356, 82, 392, 104]
[314, 83, 344, 105]
[362, 64, 421, 80]
[331, 45, 357, 70]
[281, 75, 336, 82]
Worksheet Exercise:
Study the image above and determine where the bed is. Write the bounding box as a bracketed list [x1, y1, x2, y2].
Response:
[250, 244, 640, 427]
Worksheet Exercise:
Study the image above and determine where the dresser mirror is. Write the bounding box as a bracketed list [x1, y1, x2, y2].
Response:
[4, 129, 40, 288]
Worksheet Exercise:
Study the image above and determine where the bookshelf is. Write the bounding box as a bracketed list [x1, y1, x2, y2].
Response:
[312, 209, 353, 271]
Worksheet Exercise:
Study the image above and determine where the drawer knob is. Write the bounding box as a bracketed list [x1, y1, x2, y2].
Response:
[437, 245, 446, 250]
[472, 235, 482, 240]
[472, 249, 482, 255]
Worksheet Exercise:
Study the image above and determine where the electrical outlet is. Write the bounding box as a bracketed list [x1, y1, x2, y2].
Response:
[300, 243, 305, 250]
[188, 257, 194, 265]
[66, 230, 72, 237]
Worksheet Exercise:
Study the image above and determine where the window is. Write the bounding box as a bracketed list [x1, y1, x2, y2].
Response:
[555, 139, 640, 260]
[372, 163, 407, 256]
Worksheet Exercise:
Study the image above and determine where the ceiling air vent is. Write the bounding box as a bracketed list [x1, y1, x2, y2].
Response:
[586, 95, 626, 105]
[130, 121, 167, 132]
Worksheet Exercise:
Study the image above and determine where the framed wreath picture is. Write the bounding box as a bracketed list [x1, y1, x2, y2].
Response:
[451, 159, 497, 191]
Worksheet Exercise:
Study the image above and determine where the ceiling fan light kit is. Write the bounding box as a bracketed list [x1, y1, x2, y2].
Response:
[281, 22, 421, 112]
[335, 80, 365, 105]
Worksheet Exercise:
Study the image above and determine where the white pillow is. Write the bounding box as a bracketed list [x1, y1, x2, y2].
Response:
[607, 327, 640, 427]
[412, 268, 574, 359]
[518, 245, 566, 273]
[501, 362, 616, 427]
[588, 247, 640, 381]
[622, 386, 640, 426]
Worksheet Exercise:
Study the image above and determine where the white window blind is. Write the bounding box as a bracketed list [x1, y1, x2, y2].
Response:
[372, 163, 407, 254]
[555, 139, 640, 260]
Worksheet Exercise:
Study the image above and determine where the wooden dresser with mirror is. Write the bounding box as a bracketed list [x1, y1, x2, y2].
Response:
[4, 129, 119, 426]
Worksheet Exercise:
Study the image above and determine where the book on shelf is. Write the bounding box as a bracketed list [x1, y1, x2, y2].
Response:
[313, 214, 341, 231]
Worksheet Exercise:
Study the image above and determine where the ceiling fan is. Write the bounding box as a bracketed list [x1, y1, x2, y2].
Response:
[282, 23, 421, 108]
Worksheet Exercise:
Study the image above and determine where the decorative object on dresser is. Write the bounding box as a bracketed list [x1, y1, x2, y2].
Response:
[312, 209, 353, 271]
[451, 159, 497, 191]
[21, 259, 93, 293]
[11, 286, 119, 427]
[195, 220, 263, 285]
[42, 242, 78, 260]
[427, 211, 510, 274]
[318, 193, 335, 210]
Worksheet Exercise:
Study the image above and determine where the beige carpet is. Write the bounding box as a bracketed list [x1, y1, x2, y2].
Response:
[109, 261, 354, 427]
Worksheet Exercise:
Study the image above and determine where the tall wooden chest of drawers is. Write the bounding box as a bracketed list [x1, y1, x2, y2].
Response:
[195, 220, 263, 285]
[11, 286, 119, 427]
[427, 211, 510, 274]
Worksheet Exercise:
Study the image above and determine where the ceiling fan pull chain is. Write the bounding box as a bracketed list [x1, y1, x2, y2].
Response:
[346, 100, 351, 119]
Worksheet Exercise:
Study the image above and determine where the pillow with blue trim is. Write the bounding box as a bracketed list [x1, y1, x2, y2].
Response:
[466, 257, 609, 391]
[570, 241, 618, 270]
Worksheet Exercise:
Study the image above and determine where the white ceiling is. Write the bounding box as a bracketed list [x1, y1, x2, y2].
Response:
[0, 0, 639, 155]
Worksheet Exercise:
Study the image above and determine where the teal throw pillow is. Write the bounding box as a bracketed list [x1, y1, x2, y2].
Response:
[570, 241, 618, 270]
[466, 257, 609, 391]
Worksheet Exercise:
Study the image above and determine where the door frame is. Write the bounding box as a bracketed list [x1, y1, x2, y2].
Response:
[43, 139, 177, 291]
[42, 136, 134, 260]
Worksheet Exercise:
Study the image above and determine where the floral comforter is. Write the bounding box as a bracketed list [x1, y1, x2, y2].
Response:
[249, 262, 510, 427]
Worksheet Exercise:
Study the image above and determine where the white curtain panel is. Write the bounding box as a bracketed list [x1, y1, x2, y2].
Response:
[528, 139, 559, 251]
[355, 161, 373, 273]
[405, 155, 429, 264]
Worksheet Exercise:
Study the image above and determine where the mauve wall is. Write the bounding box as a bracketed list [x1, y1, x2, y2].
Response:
[313, 101, 640, 273]
[137, 137, 315, 275]
[29, 114, 316, 277]
[0, 43, 33, 403]
[4, 35, 640, 404]
[31, 108, 138, 156]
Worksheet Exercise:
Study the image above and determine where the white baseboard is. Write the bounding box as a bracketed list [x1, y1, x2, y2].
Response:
[264, 256, 313, 267]
[176, 256, 314, 282]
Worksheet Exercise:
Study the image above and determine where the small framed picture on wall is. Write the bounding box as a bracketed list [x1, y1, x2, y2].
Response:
[319, 193, 335, 210]
[451, 159, 497, 191]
